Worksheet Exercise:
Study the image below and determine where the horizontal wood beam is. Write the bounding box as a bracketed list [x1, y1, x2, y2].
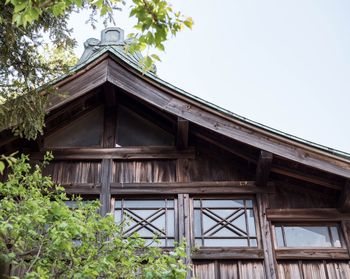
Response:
[110, 181, 275, 195]
[275, 248, 349, 260]
[32, 147, 195, 160]
[256, 150, 273, 187]
[176, 117, 189, 150]
[267, 208, 350, 221]
[192, 248, 264, 260]
[60, 183, 101, 195]
[271, 165, 342, 190]
[106, 58, 350, 178]
[339, 180, 350, 212]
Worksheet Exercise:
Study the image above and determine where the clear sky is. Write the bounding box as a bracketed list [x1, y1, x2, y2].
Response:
[69, 0, 350, 153]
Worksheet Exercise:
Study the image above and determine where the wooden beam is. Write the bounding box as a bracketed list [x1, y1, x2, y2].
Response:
[275, 248, 349, 260]
[176, 117, 189, 150]
[271, 165, 342, 190]
[31, 147, 195, 160]
[267, 208, 350, 221]
[100, 159, 111, 216]
[256, 150, 273, 187]
[60, 183, 101, 195]
[192, 130, 257, 163]
[102, 82, 117, 148]
[192, 249, 264, 260]
[256, 193, 278, 279]
[106, 57, 350, 178]
[110, 181, 275, 195]
[339, 180, 350, 212]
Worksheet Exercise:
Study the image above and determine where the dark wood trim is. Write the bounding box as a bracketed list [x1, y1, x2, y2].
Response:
[100, 159, 112, 216]
[341, 221, 350, 257]
[31, 147, 195, 160]
[267, 208, 350, 221]
[271, 165, 342, 190]
[47, 55, 109, 112]
[339, 180, 350, 212]
[110, 181, 275, 195]
[192, 248, 264, 260]
[192, 130, 257, 164]
[275, 248, 349, 260]
[106, 57, 350, 179]
[176, 117, 189, 150]
[60, 183, 101, 195]
[256, 150, 273, 187]
[257, 193, 278, 279]
[102, 82, 117, 148]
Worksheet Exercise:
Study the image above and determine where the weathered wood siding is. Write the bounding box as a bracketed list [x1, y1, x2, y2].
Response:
[42, 160, 101, 184]
[269, 184, 337, 209]
[278, 261, 350, 279]
[193, 260, 265, 279]
[111, 160, 176, 182]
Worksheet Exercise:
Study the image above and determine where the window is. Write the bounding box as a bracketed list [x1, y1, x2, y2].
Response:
[116, 105, 174, 147]
[45, 107, 104, 147]
[114, 198, 176, 247]
[193, 199, 257, 247]
[274, 225, 342, 248]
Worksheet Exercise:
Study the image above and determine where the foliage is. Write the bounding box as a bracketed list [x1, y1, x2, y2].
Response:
[0, 0, 192, 140]
[0, 153, 189, 278]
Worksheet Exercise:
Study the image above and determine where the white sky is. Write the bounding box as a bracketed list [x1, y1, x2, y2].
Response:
[69, 0, 350, 153]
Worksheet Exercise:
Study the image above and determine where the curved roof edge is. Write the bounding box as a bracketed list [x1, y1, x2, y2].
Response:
[53, 45, 350, 162]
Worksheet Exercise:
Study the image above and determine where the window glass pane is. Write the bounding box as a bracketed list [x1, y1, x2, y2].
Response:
[275, 226, 285, 247]
[201, 200, 244, 208]
[194, 209, 202, 237]
[278, 226, 334, 247]
[123, 200, 165, 208]
[45, 107, 103, 147]
[246, 200, 253, 208]
[115, 198, 175, 247]
[204, 239, 248, 247]
[330, 226, 341, 247]
[249, 239, 258, 247]
[247, 209, 256, 237]
[193, 199, 256, 247]
[116, 105, 174, 146]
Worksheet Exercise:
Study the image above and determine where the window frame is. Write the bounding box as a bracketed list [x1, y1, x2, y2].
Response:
[272, 222, 344, 249]
[111, 196, 178, 247]
[271, 222, 349, 260]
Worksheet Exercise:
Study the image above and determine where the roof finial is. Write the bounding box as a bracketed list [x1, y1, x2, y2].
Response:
[100, 27, 124, 45]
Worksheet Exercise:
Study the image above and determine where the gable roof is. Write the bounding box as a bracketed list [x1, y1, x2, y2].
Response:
[7, 27, 350, 179]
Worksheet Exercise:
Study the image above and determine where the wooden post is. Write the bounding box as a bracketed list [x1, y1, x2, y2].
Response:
[100, 159, 112, 216]
[256, 150, 273, 187]
[102, 82, 117, 148]
[256, 193, 278, 279]
[176, 117, 189, 150]
[176, 158, 191, 278]
[339, 180, 350, 212]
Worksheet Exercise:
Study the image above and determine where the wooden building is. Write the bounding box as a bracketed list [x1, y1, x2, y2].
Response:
[1, 27, 350, 278]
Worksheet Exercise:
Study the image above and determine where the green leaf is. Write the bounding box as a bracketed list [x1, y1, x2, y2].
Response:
[0, 161, 5, 174]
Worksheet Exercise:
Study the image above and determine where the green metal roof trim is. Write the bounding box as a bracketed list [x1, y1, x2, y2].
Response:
[53, 28, 350, 161]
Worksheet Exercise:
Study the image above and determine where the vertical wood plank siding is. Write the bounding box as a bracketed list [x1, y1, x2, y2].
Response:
[111, 160, 176, 182]
[43, 161, 101, 184]
[269, 184, 337, 209]
[278, 261, 350, 279]
[193, 261, 265, 279]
